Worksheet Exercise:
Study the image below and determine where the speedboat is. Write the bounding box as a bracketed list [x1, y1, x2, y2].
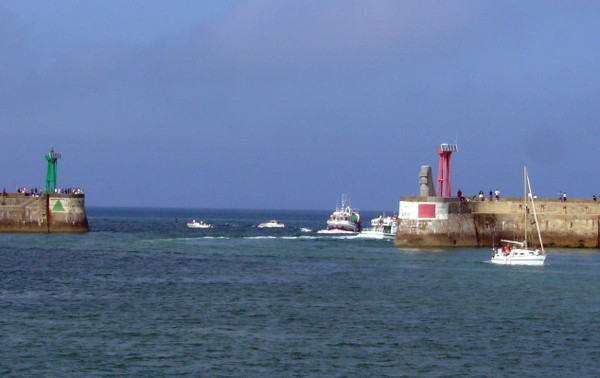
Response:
[258, 220, 285, 228]
[326, 195, 361, 233]
[356, 215, 398, 239]
[187, 219, 213, 229]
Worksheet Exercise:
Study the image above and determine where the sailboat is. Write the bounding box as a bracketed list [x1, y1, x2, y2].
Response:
[491, 166, 546, 266]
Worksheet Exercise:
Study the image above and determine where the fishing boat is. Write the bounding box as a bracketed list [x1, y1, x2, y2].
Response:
[326, 195, 361, 233]
[491, 166, 546, 266]
[258, 220, 285, 228]
[187, 219, 213, 229]
[356, 215, 398, 239]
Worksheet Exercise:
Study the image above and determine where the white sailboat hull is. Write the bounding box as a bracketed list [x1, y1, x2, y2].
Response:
[491, 248, 546, 266]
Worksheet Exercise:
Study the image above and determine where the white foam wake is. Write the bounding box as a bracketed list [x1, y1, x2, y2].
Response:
[316, 229, 358, 235]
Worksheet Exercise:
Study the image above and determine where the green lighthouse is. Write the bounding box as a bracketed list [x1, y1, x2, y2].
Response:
[45, 147, 62, 193]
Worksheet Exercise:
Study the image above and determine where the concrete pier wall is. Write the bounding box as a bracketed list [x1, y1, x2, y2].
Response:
[0, 193, 88, 233]
[395, 196, 600, 248]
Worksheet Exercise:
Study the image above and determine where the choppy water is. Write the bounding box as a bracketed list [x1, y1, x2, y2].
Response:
[2, 207, 600, 376]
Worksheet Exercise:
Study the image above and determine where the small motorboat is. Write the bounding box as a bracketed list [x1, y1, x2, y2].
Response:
[258, 220, 285, 228]
[356, 215, 398, 240]
[187, 219, 213, 229]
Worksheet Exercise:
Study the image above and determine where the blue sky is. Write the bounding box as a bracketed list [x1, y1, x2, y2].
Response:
[1, 1, 599, 210]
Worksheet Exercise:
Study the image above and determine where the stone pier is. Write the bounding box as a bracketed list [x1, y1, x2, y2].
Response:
[0, 193, 88, 233]
[394, 196, 600, 248]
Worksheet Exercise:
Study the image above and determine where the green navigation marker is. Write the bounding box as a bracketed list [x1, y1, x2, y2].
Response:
[45, 147, 62, 193]
[52, 199, 65, 212]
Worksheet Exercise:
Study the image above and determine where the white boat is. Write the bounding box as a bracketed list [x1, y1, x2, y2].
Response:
[326, 195, 361, 233]
[491, 240, 545, 266]
[357, 215, 398, 239]
[491, 166, 546, 266]
[187, 219, 213, 229]
[258, 220, 285, 228]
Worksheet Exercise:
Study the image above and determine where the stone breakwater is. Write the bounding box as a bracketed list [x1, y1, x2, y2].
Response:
[0, 193, 88, 233]
[395, 197, 600, 248]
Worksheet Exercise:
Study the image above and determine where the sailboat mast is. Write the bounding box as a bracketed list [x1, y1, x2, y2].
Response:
[524, 165, 528, 249]
[527, 171, 545, 252]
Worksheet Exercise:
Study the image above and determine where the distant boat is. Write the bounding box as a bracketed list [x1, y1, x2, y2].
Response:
[356, 215, 398, 240]
[187, 219, 213, 229]
[258, 220, 285, 228]
[491, 166, 546, 266]
[326, 195, 361, 233]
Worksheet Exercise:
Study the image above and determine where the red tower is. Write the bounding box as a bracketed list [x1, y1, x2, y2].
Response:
[436, 143, 458, 197]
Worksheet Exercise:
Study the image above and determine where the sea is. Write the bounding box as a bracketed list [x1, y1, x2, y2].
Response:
[2, 207, 600, 376]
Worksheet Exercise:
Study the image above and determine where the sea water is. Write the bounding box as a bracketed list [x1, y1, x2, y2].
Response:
[1, 207, 600, 376]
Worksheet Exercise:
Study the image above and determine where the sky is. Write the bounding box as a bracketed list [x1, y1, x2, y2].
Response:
[1, 1, 600, 210]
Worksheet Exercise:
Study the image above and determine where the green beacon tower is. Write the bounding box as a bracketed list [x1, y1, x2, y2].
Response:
[45, 147, 62, 193]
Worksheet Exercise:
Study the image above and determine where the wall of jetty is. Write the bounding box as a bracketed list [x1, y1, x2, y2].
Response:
[395, 197, 599, 248]
[0, 193, 88, 233]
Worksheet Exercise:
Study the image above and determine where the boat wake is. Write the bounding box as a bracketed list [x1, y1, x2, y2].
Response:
[151, 232, 377, 243]
[331, 235, 361, 240]
[316, 229, 358, 235]
[147, 236, 231, 242]
[282, 235, 320, 240]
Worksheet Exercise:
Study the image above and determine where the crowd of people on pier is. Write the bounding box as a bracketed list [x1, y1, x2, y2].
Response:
[4, 187, 85, 196]
[456, 189, 501, 202]
[455, 188, 600, 202]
